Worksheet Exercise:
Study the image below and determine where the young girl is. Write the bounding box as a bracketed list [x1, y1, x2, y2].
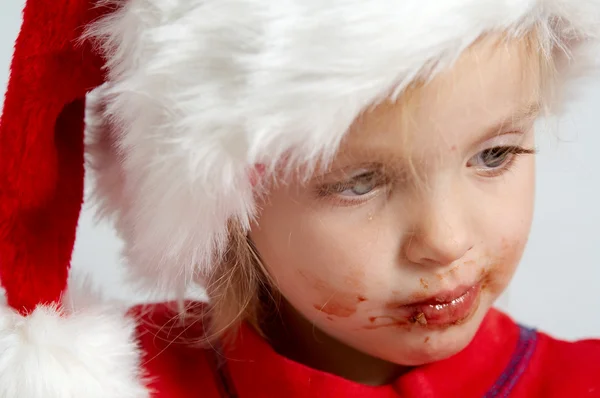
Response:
[1, 0, 600, 397]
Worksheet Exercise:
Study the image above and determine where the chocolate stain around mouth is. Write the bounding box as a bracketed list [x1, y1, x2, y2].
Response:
[359, 238, 524, 331]
[413, 312, 427, 325]
[363, 316, 410, 330]
[310, 236, 522, 324]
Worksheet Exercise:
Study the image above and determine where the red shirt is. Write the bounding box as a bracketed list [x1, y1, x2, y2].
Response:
[132, 304, 600, 397]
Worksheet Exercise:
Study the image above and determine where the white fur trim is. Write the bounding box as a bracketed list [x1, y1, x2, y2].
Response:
[0, 278, 150, 398]
[84, 0, 600, 296]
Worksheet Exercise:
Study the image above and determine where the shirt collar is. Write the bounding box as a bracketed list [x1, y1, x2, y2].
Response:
[224, 308, 521, 397]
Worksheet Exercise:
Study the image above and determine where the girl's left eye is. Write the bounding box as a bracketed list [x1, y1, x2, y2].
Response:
[467, 146, 534, 175]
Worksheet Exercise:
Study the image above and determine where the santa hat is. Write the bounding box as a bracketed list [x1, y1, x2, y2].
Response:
[0, 0, 599, 396]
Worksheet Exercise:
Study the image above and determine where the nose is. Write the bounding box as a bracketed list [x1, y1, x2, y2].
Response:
[403, 192, 473, 267]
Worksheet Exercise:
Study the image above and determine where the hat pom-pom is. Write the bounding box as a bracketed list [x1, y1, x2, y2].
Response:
[0, 275, 150, 397]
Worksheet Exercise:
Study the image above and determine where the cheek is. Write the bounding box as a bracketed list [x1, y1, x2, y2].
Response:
[253, 223, 375, 320]
[483, 234, 530, 297]
[478, 159, 535, 295]
[301, 269, 368, 319]
[250, 189, 381, 320]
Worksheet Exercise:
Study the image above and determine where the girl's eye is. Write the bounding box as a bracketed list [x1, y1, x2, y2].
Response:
[467, 145, 535, 176]
[338, 173, 378, 197]
[316, 171, 386, 204]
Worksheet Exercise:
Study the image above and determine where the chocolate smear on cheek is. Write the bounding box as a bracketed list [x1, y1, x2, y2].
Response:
[483, 237, 526, 294]
[313, 300, 359, 318]
[300, 270, 368, 318]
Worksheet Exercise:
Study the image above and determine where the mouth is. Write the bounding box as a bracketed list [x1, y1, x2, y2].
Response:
[386, 282, 482, 328]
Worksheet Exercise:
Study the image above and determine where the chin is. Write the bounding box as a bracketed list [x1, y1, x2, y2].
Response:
[368, 301, 490, 367]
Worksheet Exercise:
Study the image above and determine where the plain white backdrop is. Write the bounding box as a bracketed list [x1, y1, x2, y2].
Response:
[2, 2, 599, 340]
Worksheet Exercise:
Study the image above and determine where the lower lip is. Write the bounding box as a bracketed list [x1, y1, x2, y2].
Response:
[395, 284, 481, 327]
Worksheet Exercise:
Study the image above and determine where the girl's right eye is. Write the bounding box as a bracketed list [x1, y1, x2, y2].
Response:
[337, 172, 379, 197]
[316, 170, 388, 206]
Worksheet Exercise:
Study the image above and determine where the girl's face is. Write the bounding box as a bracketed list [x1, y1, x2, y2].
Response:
[250, 37, 539, 371]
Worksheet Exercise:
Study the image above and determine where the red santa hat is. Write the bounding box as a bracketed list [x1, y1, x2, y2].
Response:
[0, 0, 599, 395]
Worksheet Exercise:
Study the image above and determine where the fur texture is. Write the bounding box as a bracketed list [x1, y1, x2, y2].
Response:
[0, 276, 150, 398]
[84, 0, 600, 298]
[0, 0, 105, 314]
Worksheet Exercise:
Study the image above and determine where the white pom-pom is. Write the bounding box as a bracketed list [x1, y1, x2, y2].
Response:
[0, 278, 150, 398]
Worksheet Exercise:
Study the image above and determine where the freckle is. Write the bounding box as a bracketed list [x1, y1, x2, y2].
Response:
[424, 337, 430, 343]
[436, 274, 444, 281]
[420, 278, 429, 289]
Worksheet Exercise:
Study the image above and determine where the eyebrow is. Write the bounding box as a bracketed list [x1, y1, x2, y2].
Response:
[476, 101, 541, 144]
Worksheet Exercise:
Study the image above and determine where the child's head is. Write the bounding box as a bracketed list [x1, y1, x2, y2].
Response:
[206, 31, 553, 365]
[80, 0, 595, 376]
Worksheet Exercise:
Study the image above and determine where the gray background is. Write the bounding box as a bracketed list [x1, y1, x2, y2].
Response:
[2, 1, 598, 340]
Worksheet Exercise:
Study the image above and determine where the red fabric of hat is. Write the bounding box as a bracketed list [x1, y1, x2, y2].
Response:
[0, 0, 106, 314]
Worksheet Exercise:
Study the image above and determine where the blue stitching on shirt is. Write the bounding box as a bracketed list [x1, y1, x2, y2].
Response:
[483, 326, 538, 398]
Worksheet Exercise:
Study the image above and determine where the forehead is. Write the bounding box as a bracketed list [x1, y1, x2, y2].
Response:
[339, 35, 541, 160]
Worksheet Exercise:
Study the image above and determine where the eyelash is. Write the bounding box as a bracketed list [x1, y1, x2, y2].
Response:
[467, 145, 536, 177]
[316, 145, 536, 207]
[316, 170, 390, 206]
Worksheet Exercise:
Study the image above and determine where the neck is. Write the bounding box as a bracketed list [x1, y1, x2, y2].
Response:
[261, 299, 411, 386]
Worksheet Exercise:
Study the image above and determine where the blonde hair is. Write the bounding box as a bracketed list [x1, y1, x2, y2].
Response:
[195, 27, 559, 345]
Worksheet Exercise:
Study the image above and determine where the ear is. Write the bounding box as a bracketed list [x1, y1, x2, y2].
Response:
[249, 164, 266, 187]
